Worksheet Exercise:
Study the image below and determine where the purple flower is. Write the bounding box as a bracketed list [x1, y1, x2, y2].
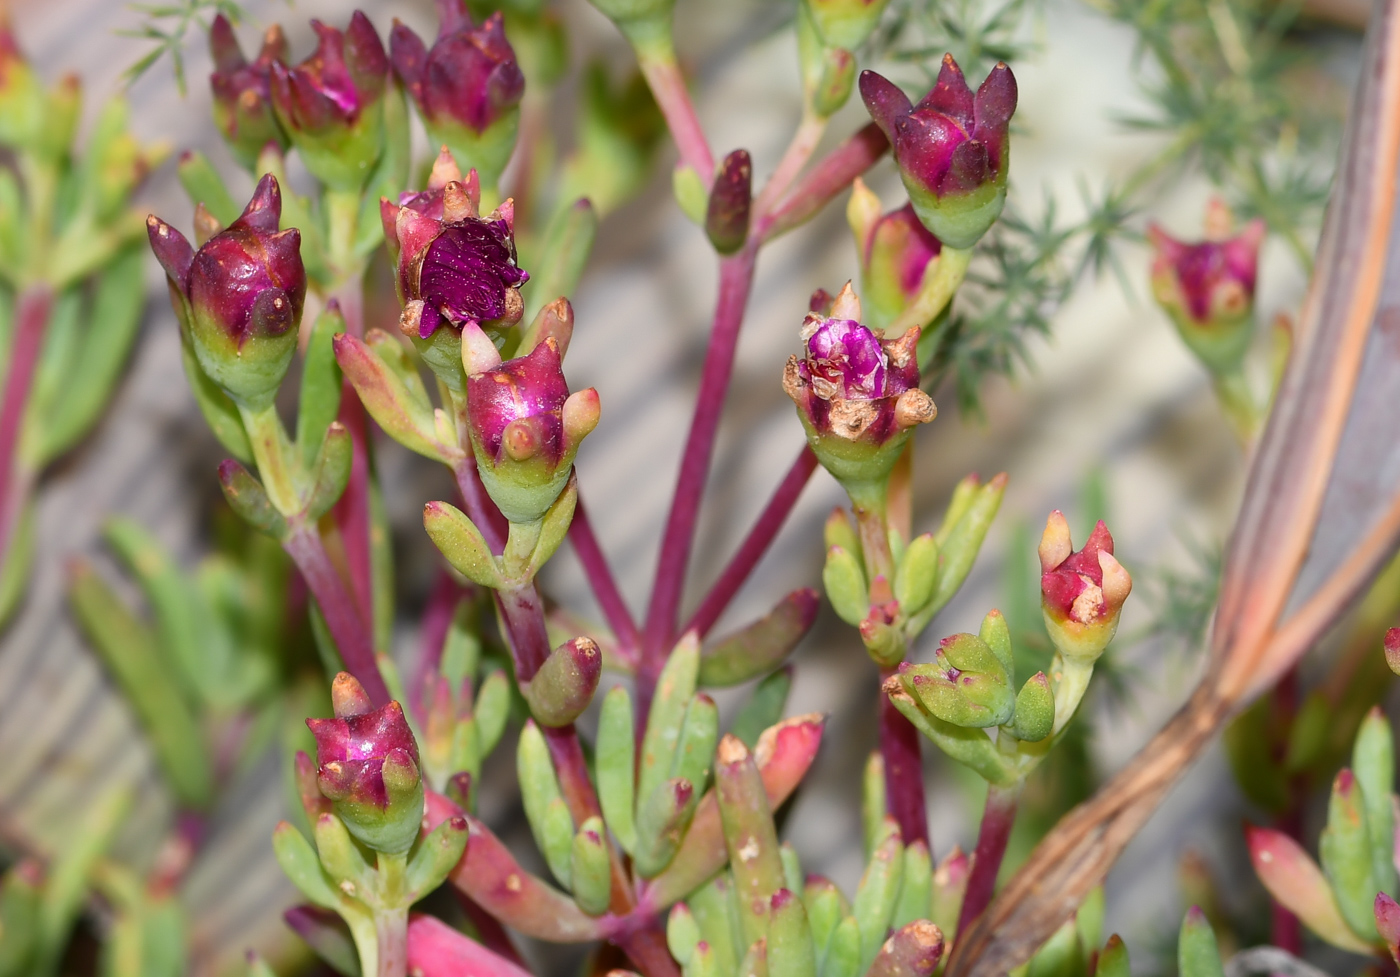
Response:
[464, 335, 600, 524]
[389, 4, 524, 187]
[268, 12, 389, 191]
[387, 171, 528, 341]
[306, 673, 424, 854]
[1148, 211, 1265, 374]
[208, 14, 289, 168]
[860, 56, 1016, 249]
[784, 284, 935, 489]
[147, 174, 305, 409]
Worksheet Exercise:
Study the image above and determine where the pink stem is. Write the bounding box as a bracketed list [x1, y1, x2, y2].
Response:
[569, 494, 641, 659]
[541, 722, 603, 822]
[497, 584, 552, 681]
[283, 525, 391, 707]
[956, 781, 1022, 939]
[684, 446, 818, 639]
[0, 286, 53, 567]
[757, 123, 889, 241]
[412, 571, 468, 722]
[640, 247, 758, 705]
[454, 459, 509, 555]
[637, 55, 714, 181]
[328, 288, 375, 632]
[878, 676, 929, 849]
[752, 114, 827, 221]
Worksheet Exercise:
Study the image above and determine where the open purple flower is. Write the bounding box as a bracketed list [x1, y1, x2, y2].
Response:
[147, 174, 305, 410]
[390, 3, 524, 188]
[307, 673, 424, 854]
[208, 14, 289, 169]
[464, 335, 600, 524]
[388, 175, 528, 341]
[1149, 211, 1265, 374]
[784, 283, 935, 492]
[269, 12, 389, 191]
[1037, 511, 1131, 662]
[860, 55, 1016, 249]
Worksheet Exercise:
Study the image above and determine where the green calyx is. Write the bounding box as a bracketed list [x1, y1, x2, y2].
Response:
[428, 111, 521, 195]
[905, 176, 1006, 252]
[286, 102, 386, 194]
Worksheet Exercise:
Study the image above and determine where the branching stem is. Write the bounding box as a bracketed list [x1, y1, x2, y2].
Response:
[0, 285, 53, 576]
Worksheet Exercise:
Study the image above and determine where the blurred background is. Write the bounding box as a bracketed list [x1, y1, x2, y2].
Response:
[0, 0, 1369, 971]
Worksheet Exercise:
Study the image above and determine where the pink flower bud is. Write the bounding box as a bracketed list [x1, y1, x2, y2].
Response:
[465, 338, 598, 523]
[1148, 211, 1265, 374]
[850, 179, 942, 330]
[307, 672, 424, 853]
[1038, 512, 1131, 661]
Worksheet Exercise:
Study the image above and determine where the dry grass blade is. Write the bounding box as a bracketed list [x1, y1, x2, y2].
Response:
[946, 1, 1400, 973]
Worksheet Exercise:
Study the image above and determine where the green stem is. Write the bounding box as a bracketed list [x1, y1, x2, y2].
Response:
[848, 481, 893, 583]
[237, 402, 301, 516]
[325, 189, 364, 281]
[1049, 653, 1095, 739]
[1211, 365, 1261, 446]
[374, 851, 409, 977]
[887, 246, 973, 335]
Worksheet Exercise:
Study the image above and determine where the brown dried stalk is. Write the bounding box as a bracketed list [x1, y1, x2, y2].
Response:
[948, 1, 1400, 972]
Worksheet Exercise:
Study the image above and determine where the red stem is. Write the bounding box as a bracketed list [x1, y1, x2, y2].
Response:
[640, 247, 758, 704]
[412, 571, 468, 723]
[757, 123, 889, 241]
[497, 584, 552, 681]
[454, 459, 509, 555]
[684, 446, 818, 639]
[878, 674, 929, 849]
[328, 288, 375, 632]
[541, 722, 603, 823]
[956, 782, 1021, 939]
[638, 54, 714, 181]
[617, 923, 683, 977]
[0, 286, 53, 567]
[569, 494, 641, 660]
[283, 525, 391, 707]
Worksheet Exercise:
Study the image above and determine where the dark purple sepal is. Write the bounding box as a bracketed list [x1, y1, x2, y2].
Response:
[268, 12, 389, 191]
[153, 175, 306, 410]
[391, 8, 523, 188]
[208, 14, 289, 169]
[860, 56, 1017, 249]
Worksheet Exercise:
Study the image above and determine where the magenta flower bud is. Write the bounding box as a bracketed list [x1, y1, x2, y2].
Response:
[306, 672, 425, 854]
[466, 336, 599, 523]
[1038, 512, 1132, 662]
[783, 283, 935, 493]
[208, 15, 289, 169]
[147, 174, 305, 410]
[390, 5, 524, 189]
[860, 56, 1016, 250]
[269, 12, 389, 191]
[1148, 213, 1265, 374]
[849, 178, 942, 330]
